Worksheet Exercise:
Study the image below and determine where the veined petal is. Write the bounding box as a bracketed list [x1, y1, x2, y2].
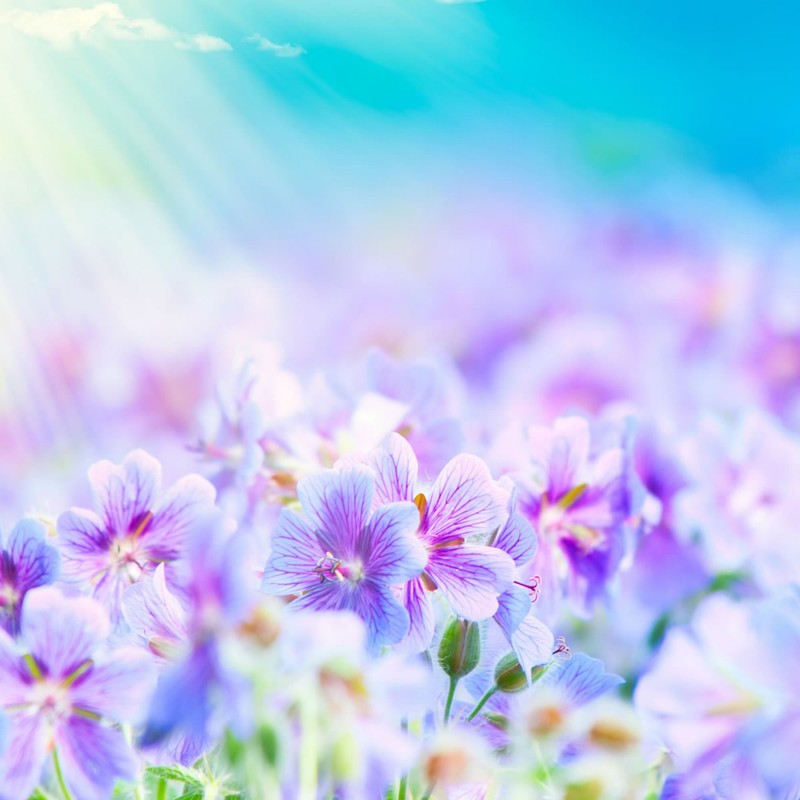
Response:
[70, 648, 156, 723]
[56, 509, 110, 565]
[0, 714, 48, 800]
[262, 509, 324, 596]
[423, 455, 508, 545]
[493, 512, 537, 565]
[360, 502, 426, 583]
[494, 586, 531, 641]
[297, 467, 375, 555]
[20, 588, 109, 679]
[55, 717, 138, 800]
[530, 417, 590, 500]
[401, 577, 435, 652]
[509, 610, 555, 678]
[370, 433, 418, 504]
[122, 564, 188, 644]
[426, 545, 515, 620]
[145, 474, 217, 561]
[569, 449, 627, 529]
[0, 629, 32, 705]
[7, 518, 61, 593]
[553, 652, 624, 707]
[358, 580, 410, 651]
[88, 450, 161, 535]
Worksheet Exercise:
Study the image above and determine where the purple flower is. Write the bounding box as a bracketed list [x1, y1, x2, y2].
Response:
[57, 449, 216, 622]
[365, 434, 516, 651]
[263, 464, 426, 651]
[516, 416, 632, 619]
[130, 511, 258, 759]
[0, 587, 154, 800]
[0, 519, 60, 636]
[635, 590, 800, 799]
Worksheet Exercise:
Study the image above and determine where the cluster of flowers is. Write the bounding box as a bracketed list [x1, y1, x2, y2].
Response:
[3, 335, 800, 800]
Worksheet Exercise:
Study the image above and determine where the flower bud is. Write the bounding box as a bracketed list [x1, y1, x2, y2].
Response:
[493, 653, 528, 693]
[438, 618, 481, 679]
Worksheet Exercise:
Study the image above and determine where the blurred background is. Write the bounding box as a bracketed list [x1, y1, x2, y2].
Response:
[2, 0, 800, 518]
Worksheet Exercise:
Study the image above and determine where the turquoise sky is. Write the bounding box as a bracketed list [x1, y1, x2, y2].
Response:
[2, 0, 799, 271]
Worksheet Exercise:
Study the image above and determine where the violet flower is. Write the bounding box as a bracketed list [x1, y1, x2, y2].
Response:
[364, 433, 515, 651]
[57, 449, 216, 622]
[516, 416, 633, 620]
[0, 518, 60, 636]
[0, 587, 154, 800]
[262, 464, 426, 652]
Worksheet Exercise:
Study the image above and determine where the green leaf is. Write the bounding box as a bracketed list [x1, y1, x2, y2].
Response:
[146, 765, 204, 787]
[175, 793, 204, 800]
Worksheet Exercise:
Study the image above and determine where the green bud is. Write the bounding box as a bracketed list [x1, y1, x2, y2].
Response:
[224, 729, 245, 765]
[438, 618, 481, 679]
[494, 653, 528, 693]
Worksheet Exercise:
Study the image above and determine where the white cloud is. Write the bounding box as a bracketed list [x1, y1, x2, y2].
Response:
[0, 3, 231, 52]
[244, 33, 305, 58]
[175, 33, 232, 52]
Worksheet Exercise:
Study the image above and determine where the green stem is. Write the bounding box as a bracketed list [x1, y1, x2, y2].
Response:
[53, 749, 72, 800]
[443, 676, 458, 726]
[156, 777, 167, 800]
[397, 773, 408, 800]
[467, 685, 498, 722]
[420, 782, 436, 800]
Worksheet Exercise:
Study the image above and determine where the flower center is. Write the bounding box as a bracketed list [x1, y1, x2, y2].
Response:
[110, 537, 145, 583]
[313, 551, 364, 584]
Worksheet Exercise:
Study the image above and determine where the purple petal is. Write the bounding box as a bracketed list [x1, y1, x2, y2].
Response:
[358, 581, 410, 651]
[569, 449, 627, 529]
[56, 717, 138, 800]
[262, 509, 325, 596]
[56, 508, 110, 574]
[423, 455, 507, 545]
[122, 564, 188, 644]
[7, 518, 61, 593]
[426, 545, 515, 620]
[20, 588, 109, 679]
[552, 652, 624, 707]
[493, 512, 537, 565]
[145, 474, 216, 560]
[401, 577, 435, 652]
[494, 586, 531, 640]
[70, 647, 156, 722]
[0, 714, 48, 800]
[508, 609, 555, 678]
[88, 450, 161, 535]
[360, 502, 426, 583]
[530, 417, 590, 500]
[370, 433, 418, 504]
[0, 630, 31, 706]
[297, 466, 374, 553]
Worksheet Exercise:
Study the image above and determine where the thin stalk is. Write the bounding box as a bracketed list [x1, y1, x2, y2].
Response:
[443, 676, 458, 726]
[53, 749, 72, 800]
[466, 685, 498, 722]
[156, 777, 168, 800]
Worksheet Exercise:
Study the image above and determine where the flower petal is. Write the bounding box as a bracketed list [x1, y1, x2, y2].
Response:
[262, 509, 324, 596]
[56, 509, 110, 575]
[56, 716, 138, 800]
[426, 545, 515, 620]
[552, 652, 624, 707]
[145, 474, 217, 560]
[20, 588, 109, 679]
[0, 714, 48, 800]
[423, 455, 507, 545]
[358, 581, 410, 651]
[297, 466, 375, 554]
[7, 518, 61, 593]
[360, 502, 426, 583]
[370, 433, 418, 504]
[122, 563, 189, 644]
[88, 449, 161, 535]
[508, 609, 555, 678]
[401, 577, 435, 652]
[493, 512, 537, 565]
[70, 647, 156, 723]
